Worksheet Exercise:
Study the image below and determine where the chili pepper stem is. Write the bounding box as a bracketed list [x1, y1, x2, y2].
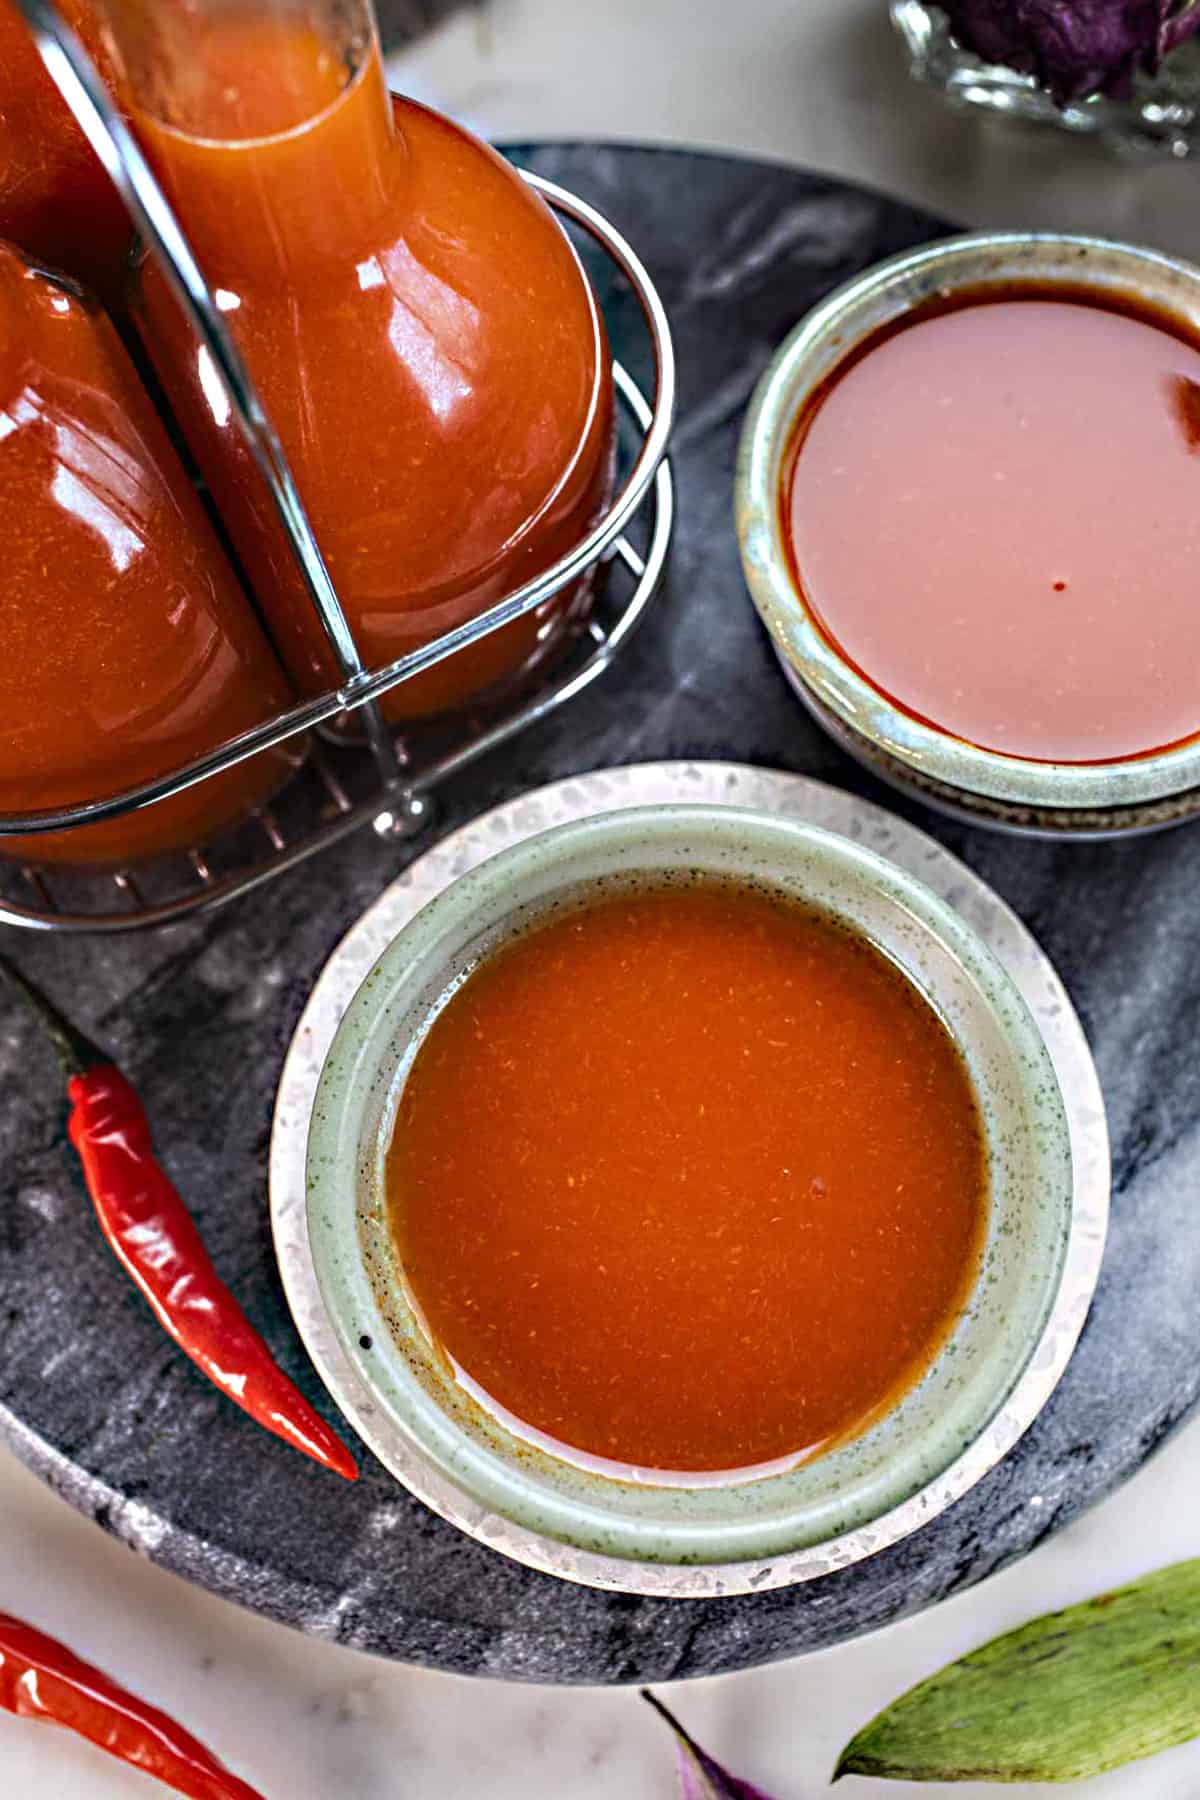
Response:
[0, 952, 106, 1077]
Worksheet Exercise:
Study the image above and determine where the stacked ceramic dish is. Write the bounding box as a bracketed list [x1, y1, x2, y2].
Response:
[275, 764, 1109, 1596]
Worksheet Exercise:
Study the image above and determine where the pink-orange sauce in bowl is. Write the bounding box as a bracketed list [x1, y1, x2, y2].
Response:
[738, 232, 1200, 835]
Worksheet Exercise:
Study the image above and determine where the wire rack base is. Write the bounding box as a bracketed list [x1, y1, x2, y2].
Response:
[0, 362, 672, 934]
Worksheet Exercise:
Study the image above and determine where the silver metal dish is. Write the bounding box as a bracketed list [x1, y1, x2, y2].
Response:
[736, 231, 1200, 838]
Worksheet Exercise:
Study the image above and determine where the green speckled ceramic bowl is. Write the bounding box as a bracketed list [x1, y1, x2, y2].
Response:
[305, 804, 1072, 1581]
[736, 232, 1200, 838]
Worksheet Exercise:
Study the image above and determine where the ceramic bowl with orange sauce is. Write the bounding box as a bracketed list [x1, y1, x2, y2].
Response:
[305, 805, 1072, 1589]
[737, 232, 1200, 838]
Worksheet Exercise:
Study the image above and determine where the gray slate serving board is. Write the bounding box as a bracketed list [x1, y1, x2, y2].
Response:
[0, 147, 1193, 1683]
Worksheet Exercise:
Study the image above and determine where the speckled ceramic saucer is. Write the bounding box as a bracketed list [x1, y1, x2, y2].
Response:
[270, 761, 1109, 1597]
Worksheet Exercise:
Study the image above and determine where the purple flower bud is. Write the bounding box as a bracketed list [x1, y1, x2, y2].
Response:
[941, 0, 1200, 104]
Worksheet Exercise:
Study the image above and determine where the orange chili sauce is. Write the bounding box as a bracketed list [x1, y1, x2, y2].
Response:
[0, 0, 132, 303]
[386, 882, 988, 1474]
[781, 284, 1200, 765]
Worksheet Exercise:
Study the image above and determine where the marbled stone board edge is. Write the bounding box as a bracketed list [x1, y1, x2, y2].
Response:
[0, 147, 1194, 1682]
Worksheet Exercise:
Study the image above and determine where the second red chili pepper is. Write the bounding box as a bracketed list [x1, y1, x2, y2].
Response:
[0, 956, 357, 1482]
[0, 1609, 266, 1799]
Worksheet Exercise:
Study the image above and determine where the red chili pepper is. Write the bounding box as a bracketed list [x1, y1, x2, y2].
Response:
[0, 1611, 265, 1799]
[0, 957, 357, 1482]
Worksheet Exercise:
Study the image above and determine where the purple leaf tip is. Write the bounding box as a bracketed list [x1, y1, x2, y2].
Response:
[641, 1690, 785, 1800]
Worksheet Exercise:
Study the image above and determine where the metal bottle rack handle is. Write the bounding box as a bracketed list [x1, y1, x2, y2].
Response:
[2, 0, 675, 932]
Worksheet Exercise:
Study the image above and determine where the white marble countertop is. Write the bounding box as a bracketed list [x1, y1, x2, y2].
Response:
[2, 1423, 1198, 1797]
[6, 0, 1200, 1791]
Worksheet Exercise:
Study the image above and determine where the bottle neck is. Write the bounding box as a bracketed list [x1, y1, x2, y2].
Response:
[98, 0, 398, 274]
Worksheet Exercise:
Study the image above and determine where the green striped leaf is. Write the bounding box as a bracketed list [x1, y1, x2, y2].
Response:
[836, 1558, 1200, 1783]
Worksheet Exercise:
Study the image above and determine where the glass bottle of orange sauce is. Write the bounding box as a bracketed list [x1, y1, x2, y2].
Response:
[0, 240, 298, 867]
[0, 0, 132, 302]
[100, 0, 615, 721]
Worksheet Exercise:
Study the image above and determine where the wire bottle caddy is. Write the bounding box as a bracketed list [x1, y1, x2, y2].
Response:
[2, 0, 675, 933]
